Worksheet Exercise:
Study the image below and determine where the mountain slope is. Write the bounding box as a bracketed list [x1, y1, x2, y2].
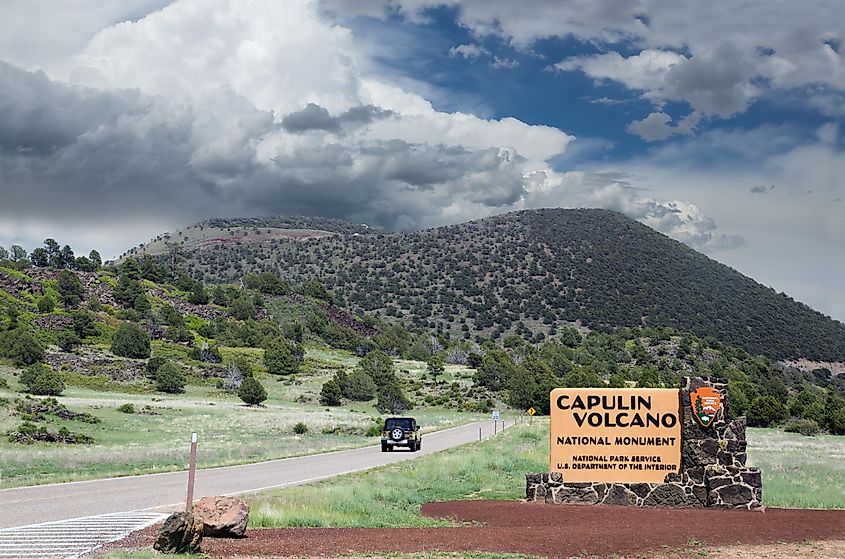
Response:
[132, 209, 845, 361]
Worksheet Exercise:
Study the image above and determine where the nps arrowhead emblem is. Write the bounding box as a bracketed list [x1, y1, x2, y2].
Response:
[690, 386, 722, 428]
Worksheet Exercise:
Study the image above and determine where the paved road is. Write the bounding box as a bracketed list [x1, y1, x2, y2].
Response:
[0, 420, 500, 530]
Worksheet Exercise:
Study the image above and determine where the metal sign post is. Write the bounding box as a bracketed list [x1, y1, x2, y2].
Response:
[186, 432, 198, 512]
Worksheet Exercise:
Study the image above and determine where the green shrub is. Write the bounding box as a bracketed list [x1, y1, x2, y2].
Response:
[784, 418, 819, 436]
[238, 375, 267, 406]
[111, 322, 151, 358]
[293, 422, 308, 434]
[20, 363, 65, 396]
[117, 403, 135, 414]
[155, 362, 186, 394]
[340, 370, 376, 401]
[263, 337, 304, 375]
[134, 293, 151, 314]
[0, 328, 45, 365]
[57, 329, 81, 352]
[747, 395, 789, 427]
[365, 418, 383, 437]
[319, 380, 342, 406]
[146, 356, 167, 380]
[37, 295, 56, 313]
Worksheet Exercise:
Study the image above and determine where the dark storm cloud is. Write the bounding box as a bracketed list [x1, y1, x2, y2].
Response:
[281, 103, 394, 133]
[0, 62, 525, 237]
[0, 62, 145, 154]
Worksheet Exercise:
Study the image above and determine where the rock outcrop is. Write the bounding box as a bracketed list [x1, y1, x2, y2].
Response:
[153, 511, 204, 554]
[194, 495, 249, 537]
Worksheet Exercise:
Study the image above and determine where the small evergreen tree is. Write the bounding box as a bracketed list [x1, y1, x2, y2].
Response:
[20, 363, 65, 396]
[37, 295, 56, 313]
[71, 310, 98, 338]
[57, 329, 81, 352]
[341, 369, 376, 401]
[134, 294, 151, 315]
[57, 270, 84, 308]
[746, 395, 788, 427]
[263, 337, 304, 375]
[111, 322, 151, 358]
[146, 355, 167, 380]
[238, 375, 267, 405]
[320, 379, 343, 406]
[427, 355, 445, 383]
[376, 382, 411, 414]
[88, 250, 102, 269]
[155, 362, 186, 393]
[0, 328, 45, 365]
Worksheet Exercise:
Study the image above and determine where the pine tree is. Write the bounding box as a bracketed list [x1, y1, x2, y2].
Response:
[238, 375, 267, 406]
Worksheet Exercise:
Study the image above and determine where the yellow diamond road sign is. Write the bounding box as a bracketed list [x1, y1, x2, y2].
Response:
[527, 407, 536, 416]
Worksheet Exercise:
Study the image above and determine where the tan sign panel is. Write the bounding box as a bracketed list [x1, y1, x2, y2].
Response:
[550, 388, 682, 483]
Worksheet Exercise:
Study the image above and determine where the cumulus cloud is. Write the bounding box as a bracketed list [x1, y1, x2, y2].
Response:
[449, 43, 489, 60]
[627, 111, 700, 142]
[333, 1, 845, 122]
[281, 103, 394, 133]
[557, 45, 758, 118]
[0, 0, 741, 264]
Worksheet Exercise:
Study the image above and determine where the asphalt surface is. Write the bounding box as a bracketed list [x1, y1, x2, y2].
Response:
[0, 420, 496, 529]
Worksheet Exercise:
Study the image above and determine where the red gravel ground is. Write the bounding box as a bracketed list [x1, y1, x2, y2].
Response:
[101, 501, 845, 558]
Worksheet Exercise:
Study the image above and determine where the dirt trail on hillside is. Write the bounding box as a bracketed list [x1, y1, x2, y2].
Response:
[99, 500, 845, 558]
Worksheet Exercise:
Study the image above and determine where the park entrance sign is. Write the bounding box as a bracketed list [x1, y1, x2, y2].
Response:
[550, 388, 682, 483]
[529, 377, 763, 509]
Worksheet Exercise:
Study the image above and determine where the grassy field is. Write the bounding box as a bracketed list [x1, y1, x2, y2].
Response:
[241, 423, 845, 530]
[248, 423, 544, 528]
[747, 427, 845, 509]
[0, 348, 484, 488]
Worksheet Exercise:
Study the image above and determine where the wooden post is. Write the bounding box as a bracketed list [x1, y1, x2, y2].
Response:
[186, 432, 198, 512]
[478, 426, 482, 441]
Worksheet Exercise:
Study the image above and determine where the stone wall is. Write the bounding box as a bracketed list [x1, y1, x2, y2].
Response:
[526, 377, 762, 509]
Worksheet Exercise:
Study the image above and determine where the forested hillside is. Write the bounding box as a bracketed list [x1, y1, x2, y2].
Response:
[2, 237, 844, 446]
[131, 209, 845, 362]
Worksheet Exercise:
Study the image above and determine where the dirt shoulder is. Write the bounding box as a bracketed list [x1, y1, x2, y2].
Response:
[99, 500, 845, 558]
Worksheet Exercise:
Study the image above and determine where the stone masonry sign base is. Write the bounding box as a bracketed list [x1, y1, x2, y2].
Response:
[526, 377, 763, 509]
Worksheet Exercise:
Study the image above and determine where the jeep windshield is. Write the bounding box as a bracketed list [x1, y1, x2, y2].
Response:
[385, 418, 413, 430]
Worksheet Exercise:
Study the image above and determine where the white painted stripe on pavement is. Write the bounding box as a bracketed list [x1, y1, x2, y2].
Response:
[0, 511, 167, 559]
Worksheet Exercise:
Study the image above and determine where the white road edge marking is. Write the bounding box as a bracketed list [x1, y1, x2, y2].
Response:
[0, 512, 168, 559]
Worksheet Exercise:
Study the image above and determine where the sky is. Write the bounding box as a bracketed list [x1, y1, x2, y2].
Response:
[0, 0, 843, 322]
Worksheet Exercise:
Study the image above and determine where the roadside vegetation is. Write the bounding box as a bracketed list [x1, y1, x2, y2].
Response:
[245, 423, 845, 530]
[248, 424, 547, 528]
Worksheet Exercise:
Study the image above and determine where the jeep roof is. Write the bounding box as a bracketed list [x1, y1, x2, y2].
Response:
[384, 417, 416, 429]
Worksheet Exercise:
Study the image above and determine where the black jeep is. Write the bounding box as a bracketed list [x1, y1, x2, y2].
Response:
[380, 417, 421, 452]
